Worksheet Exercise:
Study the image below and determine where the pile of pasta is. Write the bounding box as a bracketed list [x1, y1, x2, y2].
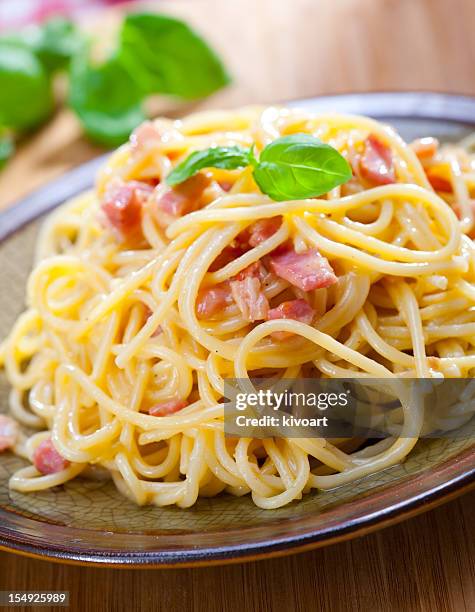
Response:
[1, 106, 475, 509]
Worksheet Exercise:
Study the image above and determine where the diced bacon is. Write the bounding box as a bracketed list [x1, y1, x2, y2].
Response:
[130, 121, 163, 151]
[447, 200, 471, 224]
[230, 263, 269, 321]
[410, 137, 439, 160]
[359, 135, 396, 185]
[249, 217, 282, 247]
[142, 178, 161, 187]
[156, 173, 210, 226]
[267, 299, 315, 340]
[144, 307, 162, 336]
[269, 248, 337, 292]
[33, 439, 70, 475]
[209, 246, 244, 272]
[196, 283, 233, 319]
[426, 170, 453, 193]
[102, 180, 153, 236]
[230, 277, 269, 321]
[237, 217, 282, 249]
[268, 299, 314, 323]
[151, 323, 163, 338]
[0, 415, 18, 452]
[149, 399, 188, 417]
[234, 261, 263, 281]
[218, 180, 233, 192]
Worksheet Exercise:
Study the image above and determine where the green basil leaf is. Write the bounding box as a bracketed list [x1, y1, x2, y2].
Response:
[21, 17, 84, 72]
[0, 133, 14, 169]
[167, 146, 252, 186]
[253, 134, 352, 201]
[69, 51, 146, 147]
[119, 12, 230, 100]
[0, 44, 53, 131]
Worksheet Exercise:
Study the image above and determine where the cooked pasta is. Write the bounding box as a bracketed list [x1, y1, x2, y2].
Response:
[1, 105, 475, 509]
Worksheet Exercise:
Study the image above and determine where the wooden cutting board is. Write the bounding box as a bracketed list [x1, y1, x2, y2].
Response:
[1, 1, 475, 610]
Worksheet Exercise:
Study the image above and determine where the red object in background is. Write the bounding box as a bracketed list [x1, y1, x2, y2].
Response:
[0, 0, 129, 31]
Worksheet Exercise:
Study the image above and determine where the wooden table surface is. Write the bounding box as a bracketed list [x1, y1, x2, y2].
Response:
[1, 0, 475, 610]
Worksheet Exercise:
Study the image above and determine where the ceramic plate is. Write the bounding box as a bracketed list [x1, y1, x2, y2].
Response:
[1, 92, 474, 567]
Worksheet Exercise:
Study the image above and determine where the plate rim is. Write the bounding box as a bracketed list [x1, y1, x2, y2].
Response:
[1, 90, 475, 567]
[0, 446, 474, 568]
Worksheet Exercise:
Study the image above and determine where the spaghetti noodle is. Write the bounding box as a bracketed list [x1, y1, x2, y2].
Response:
[1, 106, 475, 509]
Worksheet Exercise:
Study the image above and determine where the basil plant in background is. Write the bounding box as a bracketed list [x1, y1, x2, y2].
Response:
[0, 13, 231, 167]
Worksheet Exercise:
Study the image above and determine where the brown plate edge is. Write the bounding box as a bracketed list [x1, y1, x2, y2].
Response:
[0, 446, 474, 568]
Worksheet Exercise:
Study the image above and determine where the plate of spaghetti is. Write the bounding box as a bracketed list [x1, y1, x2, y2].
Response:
[0, 92, 474, 566]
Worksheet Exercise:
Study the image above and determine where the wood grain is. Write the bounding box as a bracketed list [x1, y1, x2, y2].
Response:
[0, 0, 475, 610]
[1, 492, 474, 612]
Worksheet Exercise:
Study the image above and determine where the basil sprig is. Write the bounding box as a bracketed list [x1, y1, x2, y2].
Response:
[166, 134, 351, 201]
[167, 146, 254, 186]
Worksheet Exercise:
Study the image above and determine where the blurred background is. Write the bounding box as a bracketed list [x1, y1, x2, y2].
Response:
[0, 0, 474, 206]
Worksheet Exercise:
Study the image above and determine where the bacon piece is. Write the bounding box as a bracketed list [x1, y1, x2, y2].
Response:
[142, 178, 161, 187]
[267, 299, 315, 340]
[231, 277, 269, 321]
[426, 170, 453, 193]
[269, 248, 337, 292]
[410, 137, 439, 160]
[0, 415, 18, 452]
[218, 180, 233, 192]
[143, 307, 163, 337]
[248, 217, 282, 247]
[33, 439, 70, 475]
[156, 173, 210, 226]
[102, 180, 153, 237]
[149, 399, 188, 417]
[237, 217, 282, 249]
[268, 299, 314, 323]
[230, 263, 269, 321]
[209, 246, 244, 272]
[249, 218, 282, 247]
[196, 284, 233, 319]
[152, 326, 163, 338]
[130, 121, 163, 151]
[359, 135, 396, 185]
[447, 199, 471, 224]
[234, 262, 264, 281]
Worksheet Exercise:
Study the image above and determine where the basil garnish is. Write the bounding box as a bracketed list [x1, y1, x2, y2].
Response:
[167, 146, 253, 186]
[253, 134, 352, 201]
[166, 134, 351, 201]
